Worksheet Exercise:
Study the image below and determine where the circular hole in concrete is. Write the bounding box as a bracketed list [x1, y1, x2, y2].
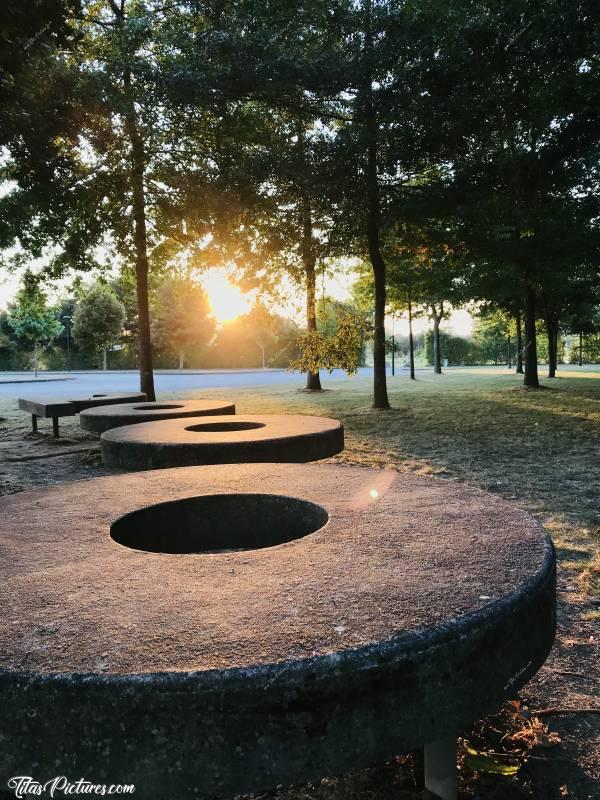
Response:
[110, 494, 328, 554]
[185, 421, 266, 433]
[132, 404, 185, 411]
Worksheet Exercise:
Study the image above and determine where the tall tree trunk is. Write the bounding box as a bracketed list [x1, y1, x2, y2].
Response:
[370, 247, 389, 408]
[408, 298, 415, 380]
[124, 105, 155, 400]
[33, 342, 39, 377]
[431, 307, 442, 374]
[579, 331, 583, 366]
[507, 331, 512, 369]
[302, 203, 322, 391]
[363, 19, 389, 410]
[547, 329, 555, 378]
[545, 318, 557, 379]
[102, 348, 107, 370]
[515, 312, 524, 373]
[523, 283, 539, 388]
[179, 350, 184, 371]
[542, 295, 561, 379]
[117, 2, 155, 401]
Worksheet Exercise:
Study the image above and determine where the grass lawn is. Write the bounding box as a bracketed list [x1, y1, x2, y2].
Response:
[0, 365, 598, 799]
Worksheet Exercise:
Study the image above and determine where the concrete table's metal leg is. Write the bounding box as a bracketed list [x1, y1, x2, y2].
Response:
[31, 414, 37, 433]
[424, 737, 457, 800]
[52, 417, 59, 438]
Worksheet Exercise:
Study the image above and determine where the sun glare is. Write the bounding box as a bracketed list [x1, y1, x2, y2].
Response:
[448, 309, 474, 338]
[200, 269, 253, 323]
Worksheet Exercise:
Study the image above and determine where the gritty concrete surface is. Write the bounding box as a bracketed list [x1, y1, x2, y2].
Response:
[0, 464, 555, 797]
[67, 391, 147, 412]
[18, 392, 147, 418]
[17, 395, 75, 417]
[80, 399, 236, 434]
[101, 414, 344, 469]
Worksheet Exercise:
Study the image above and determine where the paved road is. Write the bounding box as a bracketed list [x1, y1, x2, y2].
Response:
[0, 368, 381, 398]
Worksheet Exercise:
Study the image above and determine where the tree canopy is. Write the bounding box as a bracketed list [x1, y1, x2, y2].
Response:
[0, 0, 599, 396]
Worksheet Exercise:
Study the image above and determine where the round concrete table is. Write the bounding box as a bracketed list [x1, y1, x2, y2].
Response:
[100, 414, 344, 470]
[80, 399, 236, 434]
[0, 464, 555, 800]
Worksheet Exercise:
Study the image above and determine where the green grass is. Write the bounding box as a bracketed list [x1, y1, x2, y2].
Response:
[175, 368, 599, 512]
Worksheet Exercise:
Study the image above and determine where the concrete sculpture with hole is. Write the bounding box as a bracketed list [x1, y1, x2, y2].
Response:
[0, 463, 555, 800]
[80, 399, 236, 434]
[100, 414, 344, 469]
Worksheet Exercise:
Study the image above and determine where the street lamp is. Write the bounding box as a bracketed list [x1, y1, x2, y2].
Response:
[391, 312, 396, 377]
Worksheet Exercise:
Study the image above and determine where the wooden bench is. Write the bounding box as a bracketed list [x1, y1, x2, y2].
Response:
[18, 392, 146, 437]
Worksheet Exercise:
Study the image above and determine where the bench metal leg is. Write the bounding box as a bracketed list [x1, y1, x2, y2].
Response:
[31, 414, 38, 434]
[424, 737, 457, 800]
[52, 417, 59, 438]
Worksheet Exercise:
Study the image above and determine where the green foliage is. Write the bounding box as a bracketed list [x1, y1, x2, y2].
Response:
[0, 312, 27, 369]
[571, 333, 600, 364]
[151, 275, 215, 368]
[72, 284, 125, 365]
[6, 272, 63, 348]
[316, 298, 355, 336]
[290, 310, 371, 376]
[472, 312, 512, 365]
[424, 331, 475, 366]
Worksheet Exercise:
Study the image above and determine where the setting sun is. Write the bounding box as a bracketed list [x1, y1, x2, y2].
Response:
[200, 269, 254, 323]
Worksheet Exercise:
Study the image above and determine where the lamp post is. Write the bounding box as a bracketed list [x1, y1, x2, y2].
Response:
[391, 313, 395, 377]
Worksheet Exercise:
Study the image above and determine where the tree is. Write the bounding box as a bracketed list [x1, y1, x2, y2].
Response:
[152, 276, 215, 370]
[156, 1, 353, 391]
[68, 0, 170, 397]
[0, 0, 101, 298]
[326, 1, 406, 409]
[390, 223, 467, 376]
[290, 304, 370, 379]
[565, 303, 600, 366]
[72, 284, 125, 369]
[205, 307, 300, 369]
[1, 1, 198, 399]
[165, 0, 417, 408]
[354, 255, 423, 381]
[386, 263, 421, 382]
[473, 311, 514, 367]
[403, 0, 600, 389]
[231, 113, 337, 391]
[539, 257, 600, 378]
[239, 302, 278, 370]
[6, 272, 63, 375]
